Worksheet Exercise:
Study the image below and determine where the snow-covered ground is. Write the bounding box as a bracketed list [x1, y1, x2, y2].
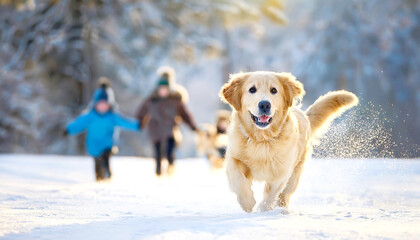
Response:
[0, 155, 419, 240]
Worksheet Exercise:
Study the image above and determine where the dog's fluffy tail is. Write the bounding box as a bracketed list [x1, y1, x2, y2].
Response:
[306, 90, 358, 138]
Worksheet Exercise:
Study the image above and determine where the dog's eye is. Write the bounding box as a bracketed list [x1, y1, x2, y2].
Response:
[249, 86, 257, 94]
[270, 88, 277, 94]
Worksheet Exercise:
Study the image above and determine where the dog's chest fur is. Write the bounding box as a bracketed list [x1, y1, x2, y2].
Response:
[229, 113, 305, 182]
[246, 139, 298, 181]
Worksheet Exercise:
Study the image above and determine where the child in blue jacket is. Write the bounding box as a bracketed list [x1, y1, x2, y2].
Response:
[65, 86, 140, 181]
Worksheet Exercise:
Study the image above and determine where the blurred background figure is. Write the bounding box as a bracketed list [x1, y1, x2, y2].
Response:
[215, 110, 230, 157]
[91, 77, 121, 155]
[137, 67, 197, 176]
[65, 85, 140, 181]
[196, 110, 231, 168]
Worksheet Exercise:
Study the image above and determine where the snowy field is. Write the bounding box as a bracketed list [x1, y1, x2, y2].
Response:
[0, 155, 419, 240]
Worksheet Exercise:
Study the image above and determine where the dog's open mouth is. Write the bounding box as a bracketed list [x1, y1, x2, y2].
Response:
[250, 112, 272, 128]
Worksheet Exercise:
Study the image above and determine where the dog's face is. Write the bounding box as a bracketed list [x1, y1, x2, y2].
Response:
[241, 73, 285, 129]
[220, 71, 304, 130]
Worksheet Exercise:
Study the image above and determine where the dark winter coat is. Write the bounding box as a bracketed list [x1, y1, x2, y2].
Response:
[137, 92, 196, 143]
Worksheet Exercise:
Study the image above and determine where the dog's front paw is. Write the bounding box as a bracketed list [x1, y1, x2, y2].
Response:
[277, 193, 291, 208]
[258, 200, 276, 212]
[238, 196, 256, 213]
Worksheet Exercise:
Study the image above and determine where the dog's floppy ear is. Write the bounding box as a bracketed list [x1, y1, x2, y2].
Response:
[219, 73, 248, 111]
[276, 72, 305, 107]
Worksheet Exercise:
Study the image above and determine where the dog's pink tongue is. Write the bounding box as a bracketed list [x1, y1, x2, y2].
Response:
[258, 115, 270, 123]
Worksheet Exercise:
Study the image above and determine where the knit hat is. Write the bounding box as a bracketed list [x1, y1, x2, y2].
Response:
[93, 87, 108, 103]
[157, 75, 169, 86]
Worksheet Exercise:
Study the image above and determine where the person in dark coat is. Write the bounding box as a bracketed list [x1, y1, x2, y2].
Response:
[65, 85, 140, 181]
[137, 67, 197, 176]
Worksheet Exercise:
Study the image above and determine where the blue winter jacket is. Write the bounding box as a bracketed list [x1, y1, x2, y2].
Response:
[66, 110, 139, 157]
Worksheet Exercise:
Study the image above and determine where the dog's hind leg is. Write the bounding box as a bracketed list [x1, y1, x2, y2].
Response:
[227, 158, 255, 213]
[278, 160, 305, 208]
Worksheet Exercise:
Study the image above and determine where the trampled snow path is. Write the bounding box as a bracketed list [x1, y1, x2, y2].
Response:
[0, 155, 419, 239]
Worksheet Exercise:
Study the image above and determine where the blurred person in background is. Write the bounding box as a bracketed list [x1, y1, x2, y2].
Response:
[196, 110, 230, 168]
[65, 82, 140, 181]
[214, 110, 230, 160]
[91, 77, 121, 155]
[137, 66, 197, 176]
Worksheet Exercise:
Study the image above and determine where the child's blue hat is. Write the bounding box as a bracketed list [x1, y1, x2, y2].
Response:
[93, 87, 108, 103]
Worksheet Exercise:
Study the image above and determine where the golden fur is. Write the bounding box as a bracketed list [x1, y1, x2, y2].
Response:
[219, 71, 358, 212]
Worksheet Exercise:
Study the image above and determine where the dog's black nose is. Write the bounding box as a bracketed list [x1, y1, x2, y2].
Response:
[258, 100, 271, 114]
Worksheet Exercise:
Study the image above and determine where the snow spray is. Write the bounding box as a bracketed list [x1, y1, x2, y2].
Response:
[313, 101, 419, 159]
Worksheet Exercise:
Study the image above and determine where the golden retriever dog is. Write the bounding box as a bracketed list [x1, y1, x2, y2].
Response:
[219, 71, 358, 212]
